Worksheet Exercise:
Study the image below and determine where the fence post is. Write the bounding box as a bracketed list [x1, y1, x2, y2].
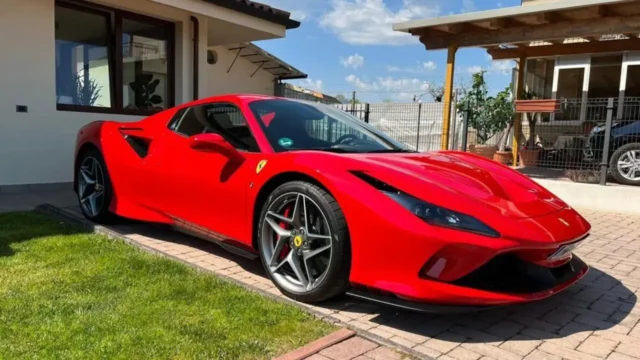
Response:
[461, 101, 469, 152]
[364, 103, 370, 123]
[416, 103, 422, 151]
[599, 97, 615, 186]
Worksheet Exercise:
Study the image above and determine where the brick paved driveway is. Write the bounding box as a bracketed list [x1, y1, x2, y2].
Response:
[47, 206, 640, 360]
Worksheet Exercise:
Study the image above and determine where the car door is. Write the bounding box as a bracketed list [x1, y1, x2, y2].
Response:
[154, 102, 264, 243]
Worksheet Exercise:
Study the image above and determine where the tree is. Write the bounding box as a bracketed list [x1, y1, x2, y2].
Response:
[457, 71, 512, 145]
[521, 89, 540, 148]
[427, 83, 444, 102]
[490, 86, 515, 152]
[335, 94, 348, 104]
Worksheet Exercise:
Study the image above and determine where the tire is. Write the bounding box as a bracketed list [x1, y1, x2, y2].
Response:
[257, 181, 351, 303]
[76, 149, 114, 223]
[610, 143, 640, 186]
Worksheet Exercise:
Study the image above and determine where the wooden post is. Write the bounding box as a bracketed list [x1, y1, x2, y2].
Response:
[440, 45, 457, 150]
[512, 55, 526, 166]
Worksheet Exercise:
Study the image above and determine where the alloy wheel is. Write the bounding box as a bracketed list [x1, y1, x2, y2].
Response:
[78, 157, 106, 217]
[260, 192, 333, 294]
[617, 150, 640, 181]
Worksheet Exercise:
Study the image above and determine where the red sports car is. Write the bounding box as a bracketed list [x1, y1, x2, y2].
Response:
[74, 94, 591, 311]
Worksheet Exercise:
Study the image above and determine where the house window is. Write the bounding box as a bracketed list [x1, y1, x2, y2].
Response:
[55, 1, 174, 115]
[588, 55, 623, 99]
[55, 6, 112, 108]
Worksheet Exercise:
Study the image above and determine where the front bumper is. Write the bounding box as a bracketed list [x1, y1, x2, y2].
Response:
[348, 255, 588, 312]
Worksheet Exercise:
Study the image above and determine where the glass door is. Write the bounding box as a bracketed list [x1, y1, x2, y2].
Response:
[551, 55, 590, 123]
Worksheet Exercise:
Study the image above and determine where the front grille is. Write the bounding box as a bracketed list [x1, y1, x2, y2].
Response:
[451, 254, 586, 294]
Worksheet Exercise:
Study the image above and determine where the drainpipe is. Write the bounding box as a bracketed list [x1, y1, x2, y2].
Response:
[190, 16, 199, 101]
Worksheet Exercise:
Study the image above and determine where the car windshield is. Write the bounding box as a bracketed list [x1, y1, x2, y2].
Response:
[248, 99, 412, 153]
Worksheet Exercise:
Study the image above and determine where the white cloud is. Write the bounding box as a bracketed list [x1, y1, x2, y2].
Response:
[320, 0, 440, 45]
[461, 0, 477, 13]
[340, 53, 365, 69]
[466, 65, 483, 74]
[465, 58, 514, 75]
[294, 78, 324, 91]
[386, 61, 437, 73]
[345, 74, 431, 92]
[489, 60, 514, 74]
[423, 61, 437, 70]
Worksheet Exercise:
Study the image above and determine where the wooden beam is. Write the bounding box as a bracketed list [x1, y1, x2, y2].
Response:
[488, 38, 640, 59]
[512, 55, 526, 167]
[441, 46, 457, 151]
[533, 12, 563, 25]
[419, 15, 640, 50]
[488, 18, 514, 30]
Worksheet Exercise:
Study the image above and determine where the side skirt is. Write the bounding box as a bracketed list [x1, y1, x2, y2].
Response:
[170, 216, 258, 260]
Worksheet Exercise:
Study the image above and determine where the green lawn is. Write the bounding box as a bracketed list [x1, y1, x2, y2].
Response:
[0, 212, 335, 359]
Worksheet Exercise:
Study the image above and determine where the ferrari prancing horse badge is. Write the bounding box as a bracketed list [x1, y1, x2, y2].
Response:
[256, 160, 267, 174]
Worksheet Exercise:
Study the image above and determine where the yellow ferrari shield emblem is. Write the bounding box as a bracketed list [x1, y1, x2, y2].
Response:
[256, 160, 267, 174]
[293, 235, 303, 248]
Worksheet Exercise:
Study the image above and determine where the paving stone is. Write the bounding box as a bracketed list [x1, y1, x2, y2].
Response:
[413, 345, 443, 359]
[498, 335, 541, 357]
[319, 337, 378, 360]
[362, 346, 403, 360]
[523, 350, 561, 360]
[460, 343, 521, 360]
[608, 352, 640, 360]
[447, 347, 482, 360]
[422, 332, 466, 354]
[575, 335, 618, 358]
[485, 320, 524, 339]
[617, 342, 640, 358]
[537, 343, 600, 360]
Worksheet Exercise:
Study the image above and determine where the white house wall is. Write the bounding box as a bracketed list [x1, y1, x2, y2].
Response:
[0, 0, 209, 186]
[205, 46, 275, 97]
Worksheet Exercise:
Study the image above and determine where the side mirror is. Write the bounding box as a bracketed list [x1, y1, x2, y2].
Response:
[189, 133, 241, 159]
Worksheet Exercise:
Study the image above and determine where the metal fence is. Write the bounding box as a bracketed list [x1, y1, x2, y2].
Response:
[335, 102, 457, 151]
[280, 92, 640, 187]
[458, 97, 640, 186]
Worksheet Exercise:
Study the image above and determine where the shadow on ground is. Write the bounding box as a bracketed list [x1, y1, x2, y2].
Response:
[0, 212, 90, 258]
[68, 208, 639, 344]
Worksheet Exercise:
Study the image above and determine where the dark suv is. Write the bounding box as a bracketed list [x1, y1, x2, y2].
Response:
[584, 119, 640, 185]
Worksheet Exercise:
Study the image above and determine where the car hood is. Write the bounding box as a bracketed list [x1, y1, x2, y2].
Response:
[347, 151, 568, 220]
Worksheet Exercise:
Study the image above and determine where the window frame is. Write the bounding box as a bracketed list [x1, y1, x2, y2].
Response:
[168, 102, 262, 153]
[55, 0, 175, 116]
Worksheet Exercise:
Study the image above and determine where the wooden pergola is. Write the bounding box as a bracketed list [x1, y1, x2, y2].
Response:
[393, 0, 640, 165]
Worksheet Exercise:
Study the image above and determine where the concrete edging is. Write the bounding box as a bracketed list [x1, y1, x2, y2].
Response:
[534, 179, 640, 215]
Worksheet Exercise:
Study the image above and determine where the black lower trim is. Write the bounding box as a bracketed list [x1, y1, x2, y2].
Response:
[452, 254, 588, 294]
[346, 289, 496, 313]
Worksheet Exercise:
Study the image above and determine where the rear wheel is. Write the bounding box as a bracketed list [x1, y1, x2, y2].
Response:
[610, 143, 640, 186]
[77, 149, 114, 223]
[257, 181, 350, 303]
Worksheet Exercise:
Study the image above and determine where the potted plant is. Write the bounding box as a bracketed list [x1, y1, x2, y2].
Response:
[457, 71, 508, 160]
[518, 90, 542, 167]
[490, 86, 515, 165]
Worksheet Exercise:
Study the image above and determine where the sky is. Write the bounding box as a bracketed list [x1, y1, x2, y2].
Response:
[253, 0, 522, 103]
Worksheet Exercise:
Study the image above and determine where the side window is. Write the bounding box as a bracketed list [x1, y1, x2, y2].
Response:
[203, 104, 260, 152]
[170, 103, 260, 152]
[174, 107, 206, 136]
[168, 107, 188, 131]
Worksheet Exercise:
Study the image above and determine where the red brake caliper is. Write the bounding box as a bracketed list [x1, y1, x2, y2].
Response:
[277, 207, 292, 261]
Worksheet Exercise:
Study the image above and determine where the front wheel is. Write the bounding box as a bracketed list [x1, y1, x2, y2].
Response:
[257, 181, 351, 303]
[610, 143, 640, 186]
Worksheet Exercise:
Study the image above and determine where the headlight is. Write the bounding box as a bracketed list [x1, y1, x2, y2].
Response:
[383, 191, 499, 238]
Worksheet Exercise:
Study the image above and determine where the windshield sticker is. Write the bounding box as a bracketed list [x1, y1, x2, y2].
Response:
[278, 138, 293, 147]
